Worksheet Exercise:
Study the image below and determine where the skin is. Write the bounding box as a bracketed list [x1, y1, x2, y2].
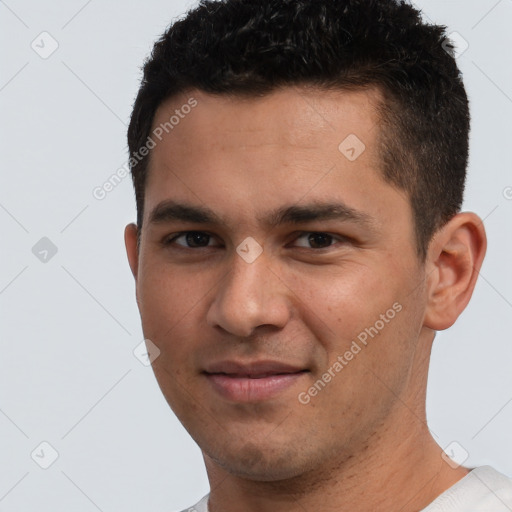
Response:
[125, 86, 486, 512]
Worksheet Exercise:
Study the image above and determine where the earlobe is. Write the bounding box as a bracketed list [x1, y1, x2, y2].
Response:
[423, 212, 487, 331]
[124, 223, 139, 281]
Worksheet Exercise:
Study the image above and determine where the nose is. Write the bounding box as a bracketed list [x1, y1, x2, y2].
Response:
[206, 246, 291, 338]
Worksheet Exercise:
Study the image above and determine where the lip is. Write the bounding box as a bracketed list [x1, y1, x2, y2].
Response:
[203, 360, 309, 402]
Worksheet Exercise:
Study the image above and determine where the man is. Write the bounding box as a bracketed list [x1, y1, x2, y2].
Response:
[124, 0, 512, 510]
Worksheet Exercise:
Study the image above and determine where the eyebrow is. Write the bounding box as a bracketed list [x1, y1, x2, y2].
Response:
[148, 199, 375, 229]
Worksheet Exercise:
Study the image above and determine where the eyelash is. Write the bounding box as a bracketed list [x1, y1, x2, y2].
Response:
[161, 231, 350, 251]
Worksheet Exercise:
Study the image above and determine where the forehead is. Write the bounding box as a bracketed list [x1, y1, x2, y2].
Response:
[142, 85, 409, 234]
[150, 86, 383, 157]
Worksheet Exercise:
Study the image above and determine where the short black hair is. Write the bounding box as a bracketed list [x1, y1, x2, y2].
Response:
[127, 0, 469, 260]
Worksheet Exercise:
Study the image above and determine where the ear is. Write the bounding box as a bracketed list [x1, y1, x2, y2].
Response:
[124, 223, 139, 282]
[423, 212, 487, 331]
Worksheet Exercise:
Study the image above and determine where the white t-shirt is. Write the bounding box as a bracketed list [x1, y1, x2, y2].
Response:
[177, 466, 512, 512]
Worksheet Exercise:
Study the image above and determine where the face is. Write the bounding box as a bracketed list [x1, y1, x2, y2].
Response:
[126, 86, 431, 481]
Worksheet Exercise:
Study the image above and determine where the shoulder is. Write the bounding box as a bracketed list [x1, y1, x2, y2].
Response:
[422, 466, 512, 512]
[173, 493, 210, 512]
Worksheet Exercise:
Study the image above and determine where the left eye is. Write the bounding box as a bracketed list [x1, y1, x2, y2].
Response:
[292, 232, 341, 249]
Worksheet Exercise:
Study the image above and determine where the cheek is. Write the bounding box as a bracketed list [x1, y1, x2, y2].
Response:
[286, 262, 401, 350]
[137, 268, 205, 409]
[295, 273, 422, 433]
[136, 263, 206, 360]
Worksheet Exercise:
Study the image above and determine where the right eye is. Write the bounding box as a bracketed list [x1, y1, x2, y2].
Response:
[162, 231, 222, 249]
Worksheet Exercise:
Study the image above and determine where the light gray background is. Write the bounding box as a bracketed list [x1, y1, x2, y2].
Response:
[1, 1, 511, 510]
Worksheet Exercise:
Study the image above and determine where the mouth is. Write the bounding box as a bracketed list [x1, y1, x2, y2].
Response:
[203, 360, 309, 402]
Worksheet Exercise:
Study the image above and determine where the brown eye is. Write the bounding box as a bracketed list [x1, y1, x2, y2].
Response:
[184, 232, 211, 247]
[164, 231, 219, 248]
[293, 232, 339, 249]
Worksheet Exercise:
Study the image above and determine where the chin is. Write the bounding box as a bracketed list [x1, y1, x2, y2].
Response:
[206, 441, 314, 482]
